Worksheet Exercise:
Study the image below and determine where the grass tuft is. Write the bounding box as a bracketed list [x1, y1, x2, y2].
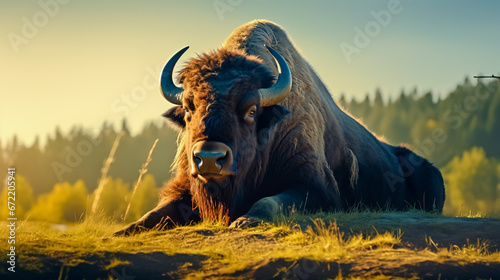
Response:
[90, 132, 124, 216]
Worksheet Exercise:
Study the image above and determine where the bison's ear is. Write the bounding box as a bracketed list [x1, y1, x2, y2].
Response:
[162, 106, 186, 130]
[257, 105, 290, 131]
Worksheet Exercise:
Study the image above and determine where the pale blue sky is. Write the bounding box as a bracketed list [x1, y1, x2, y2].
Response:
[1, 0, 499, 146]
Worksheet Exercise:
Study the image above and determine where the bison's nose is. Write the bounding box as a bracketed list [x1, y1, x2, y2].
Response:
[191, 141, 234, 177]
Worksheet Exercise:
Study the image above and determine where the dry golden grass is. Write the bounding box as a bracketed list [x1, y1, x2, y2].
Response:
[90, 132, 124, 216]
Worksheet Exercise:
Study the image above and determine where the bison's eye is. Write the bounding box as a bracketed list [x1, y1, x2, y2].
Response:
[244, 105, 257, 125]
[182, 106, 192, 122]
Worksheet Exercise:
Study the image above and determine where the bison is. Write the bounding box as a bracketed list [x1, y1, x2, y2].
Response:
[116, 20, 445, 234]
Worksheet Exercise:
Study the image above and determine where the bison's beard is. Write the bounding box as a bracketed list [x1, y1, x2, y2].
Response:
[190, 176, 236, 225]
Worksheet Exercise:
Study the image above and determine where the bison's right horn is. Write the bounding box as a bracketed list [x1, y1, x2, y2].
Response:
[258, 45, 292, 107]
[160, 46, 189, 105]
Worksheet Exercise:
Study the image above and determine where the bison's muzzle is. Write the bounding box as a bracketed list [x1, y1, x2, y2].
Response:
[190, 141, 235, 182]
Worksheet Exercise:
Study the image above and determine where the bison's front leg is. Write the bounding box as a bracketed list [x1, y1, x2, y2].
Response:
[229, 189, 313, 228]
[114, 196, 199, 236]
[230, 162, 342, 228]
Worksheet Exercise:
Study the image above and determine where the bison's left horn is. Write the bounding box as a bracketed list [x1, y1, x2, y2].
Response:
[259, 45, 292, 107]
[160, 46, 189, 105]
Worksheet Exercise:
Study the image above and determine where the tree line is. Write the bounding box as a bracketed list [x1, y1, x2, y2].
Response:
[1, 121, 178, 195]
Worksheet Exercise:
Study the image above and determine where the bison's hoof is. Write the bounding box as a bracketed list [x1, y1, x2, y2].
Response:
[113, 223, 147, 236]
[229, 216, 262, 229]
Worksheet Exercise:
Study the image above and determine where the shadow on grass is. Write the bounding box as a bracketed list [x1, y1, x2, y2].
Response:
[15, 252, 208, 280]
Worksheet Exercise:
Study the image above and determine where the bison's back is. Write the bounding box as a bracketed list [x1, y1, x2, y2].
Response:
[223, 20, 444, 212]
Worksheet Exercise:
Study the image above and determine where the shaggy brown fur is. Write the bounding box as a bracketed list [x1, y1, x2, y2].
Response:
[163, 48, 280, 224]
[116, 20, 444, 235]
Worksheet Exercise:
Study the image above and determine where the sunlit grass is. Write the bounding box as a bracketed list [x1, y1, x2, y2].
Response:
[1, 211, 499, 278]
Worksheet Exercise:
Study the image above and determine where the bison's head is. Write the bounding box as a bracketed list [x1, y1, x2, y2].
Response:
[160, 46, 291, 224]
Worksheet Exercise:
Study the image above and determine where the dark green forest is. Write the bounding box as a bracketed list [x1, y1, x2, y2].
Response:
[338, 78, 500, 167]
[1, 78, 499, 220]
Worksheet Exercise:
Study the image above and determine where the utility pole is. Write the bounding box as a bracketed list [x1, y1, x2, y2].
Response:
[474, 74, 500, 82]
